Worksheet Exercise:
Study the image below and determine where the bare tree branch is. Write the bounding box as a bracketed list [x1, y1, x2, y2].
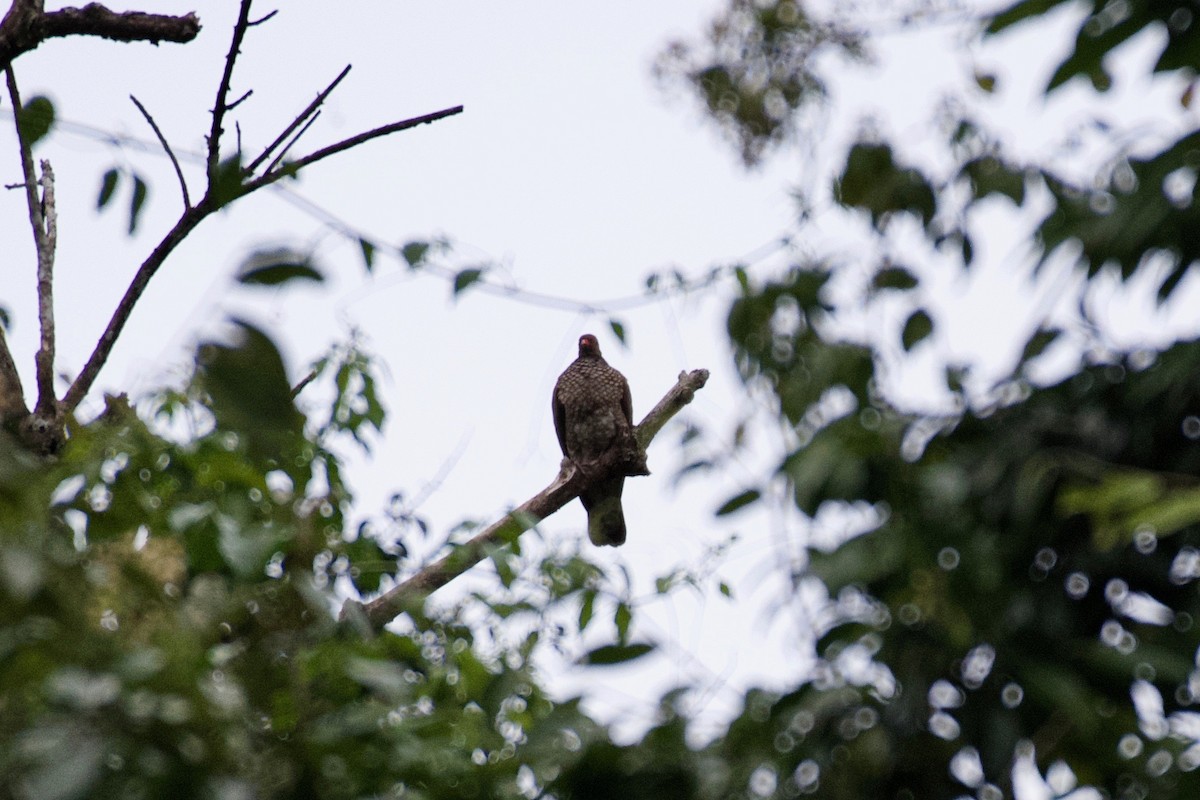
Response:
[130, 94, 190, 209]
[246, 64, 351, 175]
[5, 66, 57, 419]
[33, 159, 56, 418]
[347, 368, 711, 632]
[246, 105, 465, 194]
[61, 206, 208, 414]
[0, 3, 200, 69]
[62, 99, 466, 414]
[207, 0, 254, 183]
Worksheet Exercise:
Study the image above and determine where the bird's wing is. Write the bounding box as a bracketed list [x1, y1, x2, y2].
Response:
[552, 381, 569, 455]
[620, 377, 633, 426]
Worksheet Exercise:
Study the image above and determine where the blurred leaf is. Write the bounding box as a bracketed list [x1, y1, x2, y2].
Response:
[974, 71, 997, 93]
[210, 153, 245, 206]
[836, 142, 936, 229]
[401, 240, 430, 268]
[96, 168, 120, 210]
[452, 267, 485, 297]
[716, 488, 760, 516]
[128, 173, 148, 235]
[236, 249, 324, 287]
[1018, 326, 1061, 366]
[0, 306, 9, 332]
[871, 265, 919, 293]
[359, 238, 376, 273]
[17, 95, 55, 149]
[579, 642, 654, 666]
[614, 601, 632, 644]
[901, 309, 933, 351]
[718, 581, 733, 599]
[609, 319, 627, 346]
[197, 320, 304, 467]
[961, 156, 1026, 205]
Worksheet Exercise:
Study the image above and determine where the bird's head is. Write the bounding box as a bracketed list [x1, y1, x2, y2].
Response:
[578, 333, 601, 358]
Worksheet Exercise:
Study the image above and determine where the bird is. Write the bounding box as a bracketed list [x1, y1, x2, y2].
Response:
[552, 333, 634, 546]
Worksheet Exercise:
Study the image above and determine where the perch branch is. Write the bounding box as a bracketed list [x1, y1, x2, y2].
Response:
[246, 63, 351, 175]
[347, 368, 711, 632]
[0, 3, 200, 69]
[130, 94, 190, 209]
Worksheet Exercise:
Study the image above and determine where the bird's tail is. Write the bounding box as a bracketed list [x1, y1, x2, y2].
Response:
[581, 475, 626, 547]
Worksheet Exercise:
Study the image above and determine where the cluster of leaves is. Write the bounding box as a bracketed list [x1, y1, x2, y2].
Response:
[655, 0, 864, 165]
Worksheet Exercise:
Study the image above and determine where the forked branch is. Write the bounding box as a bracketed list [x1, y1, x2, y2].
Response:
[345, 368, 711, 633]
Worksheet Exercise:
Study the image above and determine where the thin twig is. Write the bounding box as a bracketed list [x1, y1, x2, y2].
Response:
[248, 10, 278, 27]
[130, 94, 190, 209]
[247, 105, 464, 193]
[247, 64, 351, 175]
[6, 66, 44, 247]
[207, 0, 254, 183]
[263, 111, 320, 176]
[346, 368, 711, 631]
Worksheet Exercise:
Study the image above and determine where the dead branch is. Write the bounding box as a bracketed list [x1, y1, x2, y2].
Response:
[347, 368, 711, 632]
[130, 94, 190, 209]
[245, 105, 465, 193]
[0, 3, 200, 69]
[207, 0, 254, 183]
[246, 64, 351, 175]
[5, 66, 57, 421]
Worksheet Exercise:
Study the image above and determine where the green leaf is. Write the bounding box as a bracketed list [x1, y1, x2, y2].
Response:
[579, 642, 654, 666]
[836, 142, 936, 229]
[901, 309, 933, 351]
[401, 240, 430, 268]
[718, 581, 733, 599]
[210, 153, 245, 207]
[609, 319, 627, 345]
[1019, 327, 1061, 366]
[716, 489, 760, 516]
[96, 168, 120, 210]
[236, 249, 324, 287]
[197, 320, 305, 467]
[614, 601, 632, 644]
[17, 95, 55, 149]
[871, 265, 919, 293]
[452, 268, 485, 297]
[578, 589, 596, 632]
[974, 71, 998, 93]
[358, 238, 376, 273]
[985, 0, 1065, 35]
[128, 174, 148, 235]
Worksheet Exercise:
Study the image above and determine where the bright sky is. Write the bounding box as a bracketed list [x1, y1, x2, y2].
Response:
[3, 0, 1198, 747]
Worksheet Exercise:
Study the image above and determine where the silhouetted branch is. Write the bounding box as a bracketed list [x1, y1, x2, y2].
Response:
[6, 66, 57, 419]
[246, 105, 464, 193]
[207, 0, 253, 183]
[0, 2, 200, 69]
[247, 64, 351, 174]
[346, 368, 711, 632]
[130, 94, 190, 209]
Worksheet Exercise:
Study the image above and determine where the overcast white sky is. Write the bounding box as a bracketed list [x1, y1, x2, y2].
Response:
[4, 0, 1198, 744]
